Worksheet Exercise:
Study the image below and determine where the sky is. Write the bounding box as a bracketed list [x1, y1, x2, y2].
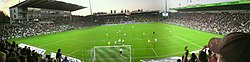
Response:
[0, 0, 237, 16]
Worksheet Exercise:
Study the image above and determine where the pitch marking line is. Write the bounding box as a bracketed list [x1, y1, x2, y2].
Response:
[151, 48, 159, 57]
[38, 39, 66, 47]
[69, 49, 81, 55]
[190, 49, 201, 54]
[174, 36, 202, 48]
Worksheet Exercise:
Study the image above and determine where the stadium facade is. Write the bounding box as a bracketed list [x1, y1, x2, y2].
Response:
[9, 0, 85, 22]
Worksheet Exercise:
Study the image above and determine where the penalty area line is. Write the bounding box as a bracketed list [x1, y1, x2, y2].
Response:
[151, 48, 159, 57]
[69, 49, 81, 55]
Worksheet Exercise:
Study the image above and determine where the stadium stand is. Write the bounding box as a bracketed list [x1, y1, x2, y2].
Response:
[93, 11, 164, 24]
[0, 40, 44, 62]
[0, 18, 96, 40]
[0, 40, 82, 62]
[166, 12, 250, 35]
[155, 1, 250, 62]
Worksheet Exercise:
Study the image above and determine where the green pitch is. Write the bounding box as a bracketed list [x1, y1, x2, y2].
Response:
[93, 45, 132, 62]
[9, 23, 222, 62]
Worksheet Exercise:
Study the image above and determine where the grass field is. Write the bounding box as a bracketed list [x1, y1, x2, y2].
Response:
[9, 23, 222, 62]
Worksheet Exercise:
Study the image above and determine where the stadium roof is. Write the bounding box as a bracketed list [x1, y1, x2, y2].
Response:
[170, 1, 250, 11]
[10, 0, 86, 11]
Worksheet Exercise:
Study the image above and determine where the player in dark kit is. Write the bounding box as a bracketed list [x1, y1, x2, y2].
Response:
[152, 32, 156, 38]
[120, 47, 123, 56]
[153, 32, 155, 35]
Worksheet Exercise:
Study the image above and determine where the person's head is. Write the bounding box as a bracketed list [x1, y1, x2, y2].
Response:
[208, 32, 250, 62]
[0, 51, 6, 62]
[191, 53, 197, 59]
[64, 56, 68, 61]
[57, 49, 61, 52]
[26, 49, 31, 56]
[6, 57, 20, 62]
[177, 59, 181, 62]
[198, 51, 207, 62]
[24, 46, 27, 49]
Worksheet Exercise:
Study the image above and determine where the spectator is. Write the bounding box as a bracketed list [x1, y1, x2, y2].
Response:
[56, 49, 62, 62]
[177, 59, 181, 62]
[198, 50, 208, 62]
[6, 57, 20, 62]
[183, 46, 189, 62]
[0, 51, 6, 62]
[18, 55, 27, 62]
[208, 32, 250, 62]
[26, 48, 35, 62]
[63, 56, 69, 62]
[189, 53, 197, 62]
[208, 53, 217, 62]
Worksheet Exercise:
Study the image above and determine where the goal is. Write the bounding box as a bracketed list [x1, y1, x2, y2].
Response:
[92, 45, 132, 62]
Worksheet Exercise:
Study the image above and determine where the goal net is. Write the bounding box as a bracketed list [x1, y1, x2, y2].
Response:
[92, 45, 132, 62]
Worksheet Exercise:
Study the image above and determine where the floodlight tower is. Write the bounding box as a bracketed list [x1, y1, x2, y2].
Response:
[89, 0, 93, 21]
[165, 0, 168, 12]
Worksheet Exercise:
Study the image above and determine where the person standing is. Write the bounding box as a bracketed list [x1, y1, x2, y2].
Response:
[56, 49, 62, 62]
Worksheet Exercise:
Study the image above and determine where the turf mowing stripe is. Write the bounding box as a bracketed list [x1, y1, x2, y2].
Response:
[95, 50, 108, 62]
[102, 48, 121, 59]
[112, 47, 130, 58]
[103, 48, 128, 62]
[81, 50, 84, 62]
[151, 48, 159, 57]
[102, 48, 127, 62]
[95, 51, 107, 62]
[96, 48, 115, 62]
[174, 36, 202, 48]
[132, 51, 183, 59]
[93, 47, 131, 62]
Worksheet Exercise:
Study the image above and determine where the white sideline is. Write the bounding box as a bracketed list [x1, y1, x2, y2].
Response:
[190, 49, 201, 54]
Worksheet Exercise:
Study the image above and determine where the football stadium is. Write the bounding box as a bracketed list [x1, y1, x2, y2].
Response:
[1, 0, 250, 62]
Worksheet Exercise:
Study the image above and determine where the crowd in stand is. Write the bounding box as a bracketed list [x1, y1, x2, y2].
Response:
[0, 40, 70, 62]
[0, 17, 96, 40]
[95, 12, 164, 24]
[178, 32, 250, 62]
[167, 12, 250, 35]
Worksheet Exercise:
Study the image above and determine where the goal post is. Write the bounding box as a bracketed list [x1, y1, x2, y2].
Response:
[92, 45, 132, 62]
